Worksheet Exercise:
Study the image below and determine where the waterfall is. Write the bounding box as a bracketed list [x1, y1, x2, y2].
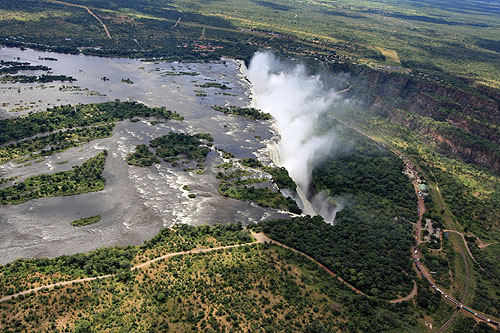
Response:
[268, 143, 318, 216]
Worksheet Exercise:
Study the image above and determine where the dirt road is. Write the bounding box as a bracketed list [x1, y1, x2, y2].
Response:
[0, 229, 424, 305]
[253, 231, 368, 296]
[44, 0, 112, 39]
[0, 230, 371, 303]
[390, 281, 417, 304]
[0, 274, 113, 303]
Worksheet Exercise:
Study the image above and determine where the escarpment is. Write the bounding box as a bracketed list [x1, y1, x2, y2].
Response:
[355, 68, 500, 173]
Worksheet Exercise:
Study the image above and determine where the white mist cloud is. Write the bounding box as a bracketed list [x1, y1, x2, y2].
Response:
[247, 51, 340, 192]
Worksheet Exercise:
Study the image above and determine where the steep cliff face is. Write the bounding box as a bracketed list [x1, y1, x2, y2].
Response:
[358, 69, 500, 173]
[364, 70, 499, 119]
[386, 109, 500, 172]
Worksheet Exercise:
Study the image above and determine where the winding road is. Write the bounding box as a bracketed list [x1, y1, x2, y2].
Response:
[1, 230, 420, 304]
[326, 115, 500, 330]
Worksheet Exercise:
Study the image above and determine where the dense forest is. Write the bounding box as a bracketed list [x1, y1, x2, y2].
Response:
[259, 215, 414, 299]
[313, 139, 417, 222]
[285, 132, 418, 298]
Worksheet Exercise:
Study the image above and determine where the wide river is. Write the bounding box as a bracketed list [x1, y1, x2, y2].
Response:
[0, 47, 290, 264]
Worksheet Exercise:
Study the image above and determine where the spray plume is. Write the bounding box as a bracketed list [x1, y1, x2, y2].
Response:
[247, 51, 344, 223]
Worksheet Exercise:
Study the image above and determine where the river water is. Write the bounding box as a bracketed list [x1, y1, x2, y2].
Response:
[0, 47, 289, 264]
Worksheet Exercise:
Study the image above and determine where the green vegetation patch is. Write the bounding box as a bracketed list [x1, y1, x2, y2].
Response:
[297, 130, 417, 298]
[239, 157, 263, 168]
[211, 105, 271, 120]
[0, 101, 183, 145]
[0, 151, 107, 205]
[0, 60, 50, 74]
[139, 223, 253, 259]
[420, 251, 452, 288]
[163, 71, 199, 76]
[195, 82, 231, 89]
[416, 280, 442, 313]
[0, 223, 253, 298]
[70, 215, 101, 227]
[433, 165, 500, 241]
[262, 166, 297, 190]
[450, 316, 497, 333]
[0, 124, 115, 165]
[219, 181, 300, 213]
[126, 144, 159, 167]
[217, 157, 300, 214]
[470, 243, 500, 318]
[150, 132, 213, 167]
[312, 136, 417, 222]
[240, 158, 297, 190]
[0, 245, 137, 298]
[0, 74, 75, 84]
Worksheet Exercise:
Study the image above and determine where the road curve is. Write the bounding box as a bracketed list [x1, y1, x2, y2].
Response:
[443, 229, 479, 265]
[390, 281, 417, 303]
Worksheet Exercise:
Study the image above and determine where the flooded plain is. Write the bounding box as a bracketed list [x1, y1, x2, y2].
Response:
[0, 47, 289, 264]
